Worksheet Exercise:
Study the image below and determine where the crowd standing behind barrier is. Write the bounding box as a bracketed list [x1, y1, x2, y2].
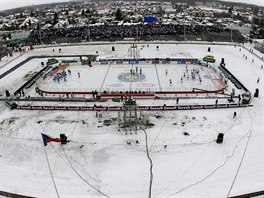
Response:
[29, 24, 225, 44]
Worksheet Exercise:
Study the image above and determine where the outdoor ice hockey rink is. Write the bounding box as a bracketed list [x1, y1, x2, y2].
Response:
[37, 62, 226, 95]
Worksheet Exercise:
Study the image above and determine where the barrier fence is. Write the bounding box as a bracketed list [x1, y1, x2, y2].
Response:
[229, 189, 264, 198]
[0, 190, 35, 198]
[16, 103, 250, 111]
[36, 85, 222, 95]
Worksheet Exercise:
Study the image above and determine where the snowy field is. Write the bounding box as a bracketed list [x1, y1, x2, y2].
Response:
[0, 42, 263, 197]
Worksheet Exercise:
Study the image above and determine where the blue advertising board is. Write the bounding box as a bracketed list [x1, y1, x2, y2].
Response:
[177, 59, 185, 64]
[129, 60, 139, 64]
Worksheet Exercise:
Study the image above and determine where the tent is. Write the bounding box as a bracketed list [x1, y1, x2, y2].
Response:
[6, 39, 21, 47]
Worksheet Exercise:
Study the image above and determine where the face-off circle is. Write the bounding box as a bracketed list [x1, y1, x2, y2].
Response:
[118, 73, 146, 82]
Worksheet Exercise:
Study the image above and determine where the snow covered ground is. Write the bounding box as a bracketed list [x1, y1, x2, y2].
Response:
[0, 42, 263, 197]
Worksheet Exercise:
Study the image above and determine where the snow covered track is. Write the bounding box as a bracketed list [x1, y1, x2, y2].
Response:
[0, 42, 263, 197]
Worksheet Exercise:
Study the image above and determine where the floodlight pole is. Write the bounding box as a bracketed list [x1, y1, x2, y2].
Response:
[231, 29, 233, 42]
[39, 28, 42, 45]
[134, 8, 139, 42]
[137, 24, 139, 41]
[136, 16, 139, 42]
[39, 130, 60, 198]
[184, 25, 186, 41]
[88, 16, 91, 42]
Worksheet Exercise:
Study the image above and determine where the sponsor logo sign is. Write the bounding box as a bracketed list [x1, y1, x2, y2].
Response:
[128, 60, 139, 64]
[16, 103, 250, 111]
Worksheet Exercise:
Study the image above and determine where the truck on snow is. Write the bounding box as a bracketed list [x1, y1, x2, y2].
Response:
[241, 91, 251, 104]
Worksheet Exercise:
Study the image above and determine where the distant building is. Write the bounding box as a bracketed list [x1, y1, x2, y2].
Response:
[255, 41, 264, 53]
[226, 25, 251, 36]
[11, 31, 30, 40]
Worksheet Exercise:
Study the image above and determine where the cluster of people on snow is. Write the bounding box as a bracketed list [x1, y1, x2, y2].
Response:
[183, 66, 202, 82]
[53, 70, 68, 83]
[167, 65, 203, 86]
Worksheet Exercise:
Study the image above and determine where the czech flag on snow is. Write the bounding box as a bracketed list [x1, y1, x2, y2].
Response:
[41, 133, 61, 146]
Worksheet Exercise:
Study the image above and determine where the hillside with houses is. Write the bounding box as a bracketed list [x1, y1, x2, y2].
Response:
[0, 1, 263, 56]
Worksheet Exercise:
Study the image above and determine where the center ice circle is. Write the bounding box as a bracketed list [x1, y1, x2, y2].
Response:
[118, 73, 146, 82]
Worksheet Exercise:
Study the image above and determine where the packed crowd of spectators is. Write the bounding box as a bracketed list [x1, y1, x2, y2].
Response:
[0, 46, 8, 59]
[29, 23, 231, 44]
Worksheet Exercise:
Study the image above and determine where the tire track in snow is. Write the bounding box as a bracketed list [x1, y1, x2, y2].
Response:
[53, 144, 135, 198]
[226, 109, 253, 197]
[149, 115, 168, 153]
[166, 109, 253, 197]
[143, 128, 154, 198]
[61, 146, 111, 198]
[154, 143, 211, 197]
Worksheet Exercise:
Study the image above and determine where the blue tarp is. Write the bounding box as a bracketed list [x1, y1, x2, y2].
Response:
[144, 16, 154, 23]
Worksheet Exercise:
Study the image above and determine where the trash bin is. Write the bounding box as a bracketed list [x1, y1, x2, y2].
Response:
[216, 133, 224, 144]
[112, 97, 120, 102]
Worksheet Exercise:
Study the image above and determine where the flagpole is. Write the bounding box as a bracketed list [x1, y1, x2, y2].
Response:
[43, 144, 60, 198]
[37, 117, 60, 198]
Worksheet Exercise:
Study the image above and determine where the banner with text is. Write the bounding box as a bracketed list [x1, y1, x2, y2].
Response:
[16, 104, 250, 111]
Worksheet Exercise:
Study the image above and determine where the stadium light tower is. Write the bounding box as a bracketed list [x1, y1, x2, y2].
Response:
[136, 18, 139, 41]
[88, 16, 91, 41]
[184, 25, 186, 41]
[86, 12, 91, 42]
[39, 26, 42, 45]
[183, 23, 187, 41]
[135, 8, 139, 42]
[231, 29, 233, 42]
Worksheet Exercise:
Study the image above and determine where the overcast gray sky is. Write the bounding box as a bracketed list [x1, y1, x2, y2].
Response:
[0, 0, 263, 11]
[0, 0, 73, 11]
[221, 0, 264, 7]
